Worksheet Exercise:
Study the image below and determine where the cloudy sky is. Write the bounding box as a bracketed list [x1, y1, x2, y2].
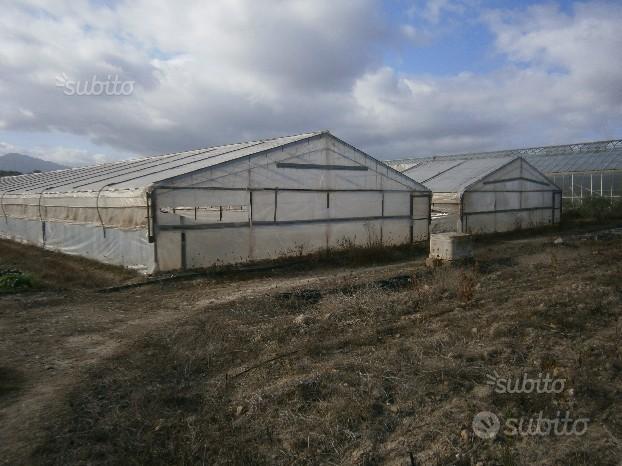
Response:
[1, 0, 621, 166]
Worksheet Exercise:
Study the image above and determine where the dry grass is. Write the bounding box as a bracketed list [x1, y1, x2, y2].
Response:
[0, 238, 137, 290]
[28, 235, 622, 465]
[194, 243, 428, 280]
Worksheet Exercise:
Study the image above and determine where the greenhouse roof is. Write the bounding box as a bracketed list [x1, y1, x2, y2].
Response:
[524, 151, 622, 173]
[403, 156, 517, 193]
[0, 132, 324, 195]
[389, 139, 622, 175]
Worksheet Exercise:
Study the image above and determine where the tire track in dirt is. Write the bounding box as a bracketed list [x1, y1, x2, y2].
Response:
[0, 258, 424, 464]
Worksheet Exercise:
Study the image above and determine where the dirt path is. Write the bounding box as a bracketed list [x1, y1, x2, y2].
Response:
[0, 257, 429, 464]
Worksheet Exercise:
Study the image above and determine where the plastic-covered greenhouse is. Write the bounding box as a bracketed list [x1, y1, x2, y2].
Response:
[390, 139, 622, 206]
[400, 156, 561, 234]
[0, 131, 431, 273]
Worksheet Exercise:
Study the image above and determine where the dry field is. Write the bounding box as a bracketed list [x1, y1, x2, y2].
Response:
[0, 226, 621, 465]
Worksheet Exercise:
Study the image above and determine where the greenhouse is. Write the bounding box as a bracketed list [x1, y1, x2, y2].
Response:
[0, 131, 431, 273]
[530, 150, 622, 206]
[390, 139, 622, 206]
[401, 156, 561, 234]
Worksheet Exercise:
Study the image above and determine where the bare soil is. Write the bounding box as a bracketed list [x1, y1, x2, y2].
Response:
[0, 228, 621, 465]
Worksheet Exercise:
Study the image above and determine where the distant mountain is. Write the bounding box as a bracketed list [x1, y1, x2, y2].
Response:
[0, 170, 22, 178]
[0, 153, 68, 174]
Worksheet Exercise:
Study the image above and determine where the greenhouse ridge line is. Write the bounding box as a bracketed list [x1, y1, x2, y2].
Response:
[0, 131, 324, 194]
[389, 138, 622, 165]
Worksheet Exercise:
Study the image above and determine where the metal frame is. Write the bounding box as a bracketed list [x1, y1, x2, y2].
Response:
[390, 139, 622, 166]
[155, 186, 422, 193]
[462, 206, 560, 216]
[275, 162, 368, 171]
[482, 177, 551, 187]
[150, 186, 431, 244]
[158, 215, 418, 231]
[549, 170, 622, 204]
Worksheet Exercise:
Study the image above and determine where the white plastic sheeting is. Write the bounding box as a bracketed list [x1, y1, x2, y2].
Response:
[0, 132, 431, 273]
[390, 140, 622, 173]
[1, 189, 148, 228]
[388, 139, 622, 204]
[152, 134, 430, 271]
[402, 157, 561, 234]
[1, 217, 154, 272]
[403, 157, 517, 192]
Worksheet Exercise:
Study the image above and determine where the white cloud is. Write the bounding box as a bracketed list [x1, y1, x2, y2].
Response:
[0, 0, 621, 165]
[420, 0, 468, 23]
[486, 2, 622, 111]
[0, 0, 387, 159]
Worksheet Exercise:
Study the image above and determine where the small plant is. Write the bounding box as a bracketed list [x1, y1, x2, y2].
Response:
[0, 270, 35, 291]
[550, 250, 559, 270]
[457, 270, 477, 303]
[336, 236, 356, 250]
[563, 196, 622, 224]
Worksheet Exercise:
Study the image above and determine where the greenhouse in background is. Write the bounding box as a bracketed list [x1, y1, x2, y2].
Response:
[390, 139, 622, 206]
[401, 157, 561, 234]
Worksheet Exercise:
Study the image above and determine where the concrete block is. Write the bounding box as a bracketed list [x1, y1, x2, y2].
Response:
[429, 232, 473, 261]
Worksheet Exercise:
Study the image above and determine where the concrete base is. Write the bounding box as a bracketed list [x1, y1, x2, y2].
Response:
[429, 232, 473, 261]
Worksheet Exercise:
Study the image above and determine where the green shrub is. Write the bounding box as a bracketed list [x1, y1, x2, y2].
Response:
[0, 271, 34, 291]
[563, 196, 622, 223]
[611, 198, 622, 218]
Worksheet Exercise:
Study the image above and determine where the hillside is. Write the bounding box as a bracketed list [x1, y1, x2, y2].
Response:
[0, 170, 22, 178]
[0, 153, 67, 173]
